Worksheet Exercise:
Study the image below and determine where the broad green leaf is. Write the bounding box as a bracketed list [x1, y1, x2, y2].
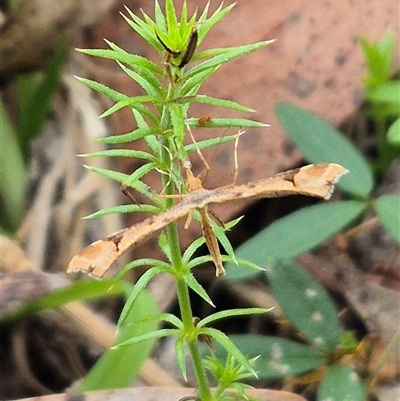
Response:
[225, 201, 366, 281]
[0, 102, 27, 231]
[18, 40, 67, 159]
[375, 194, 400, 243]
[317, 365, 365, 401]
[211, 335, 326, 380]
[366, 81, 400, 107]
[275, 103, 374, 197]
[387, 118, 400, 146]
[3, 279, 127, 323]
[267, 259, 340, 351]
[78, 289, 158, 391]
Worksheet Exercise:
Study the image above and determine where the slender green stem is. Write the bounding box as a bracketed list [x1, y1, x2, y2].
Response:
[158, 85, 213, 400]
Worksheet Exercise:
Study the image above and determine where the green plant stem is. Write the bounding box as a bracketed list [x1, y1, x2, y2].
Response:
[158, 100, 213, 400]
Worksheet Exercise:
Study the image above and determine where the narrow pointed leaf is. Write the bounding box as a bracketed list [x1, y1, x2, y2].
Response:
[197, 308, 270, 328]
[97, 127, 160, 145]
[175, 95, 255, 112]
[116, 328, 179, 347]
[202, 328, 257, 376]
[84, 204, 160, 220]
[211, 335, 327, 380]
[175, 337, 187, 381]
[183, 273, 215, 307]
[118, 265, 166, 326]
[186, 42, 271, 78]
[186, 117, 267, 129]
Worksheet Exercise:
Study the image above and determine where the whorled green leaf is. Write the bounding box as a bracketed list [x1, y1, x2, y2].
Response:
[100, 96, 159, 124]
[78, 44, 163, 75]
[211, 335, 326, 380]
[267, 259, 340, 352]
[186, 117, 267, 129]
[184, 133, 240, 155]
[178, 66, 219, 96]
[118, 265, 167, 327]
[182, 236, 207, 264]
[122, 7, 162, 53]
[169, 102, 186, 143]
[375, 194, 400, 243]
[183, 272, 215, 307]
[201, 328, 257, 377]
[84, 204, 160, 220]
[317, 364, 365, 401]
[80, 149, 157, 162]
[97, 127, 160, 145]
[197, 308, 270, 328]
[175, 336, 187, 381]
[85, 163, 156, 200]
[185, 41, 273, 79]
[173, 94, 255, 113]
[115, 328, 179, 347]
[276, 102, 374, 198]
[138, 312, 183, 328]
[225, 201, 366, 282]
[117, 61, 166, 99]
[78, 289, 158, 391]
[197, 3, 235, 45]
[115, 259, 170, 282]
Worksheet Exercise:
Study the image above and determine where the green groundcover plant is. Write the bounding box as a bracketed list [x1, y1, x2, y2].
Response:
[220, 32, 399, 401]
